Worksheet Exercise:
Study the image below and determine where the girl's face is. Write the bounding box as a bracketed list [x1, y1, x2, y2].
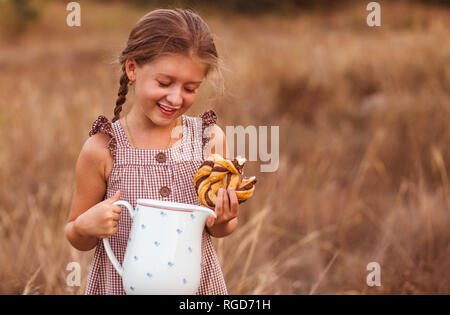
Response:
[129, 54, 208, 127]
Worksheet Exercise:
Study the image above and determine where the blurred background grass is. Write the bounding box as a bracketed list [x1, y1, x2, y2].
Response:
[0, 0, 449, 294]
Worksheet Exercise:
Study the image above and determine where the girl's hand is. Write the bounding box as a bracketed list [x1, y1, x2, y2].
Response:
[74, 190, 122, 239]
[206, 187, 239, 231]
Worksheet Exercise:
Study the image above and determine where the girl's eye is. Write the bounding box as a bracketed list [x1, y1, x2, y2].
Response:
[158, 81, 197, 93]
[158, 81, 170, 87]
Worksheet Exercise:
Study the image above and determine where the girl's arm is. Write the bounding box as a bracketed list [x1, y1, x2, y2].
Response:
[203, 125, 239, 238]
[65, 133, 119, 251]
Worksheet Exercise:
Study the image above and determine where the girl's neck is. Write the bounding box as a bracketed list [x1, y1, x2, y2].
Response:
[127, 106, 180, 135]
[122, 105, 183, 150]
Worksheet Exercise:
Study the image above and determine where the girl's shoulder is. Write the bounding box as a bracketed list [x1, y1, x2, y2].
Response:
[83, 129, 113, 163]
[77, 115, 116, 181]
[199, 109, 217, 128]
[88, 115, 117, 156]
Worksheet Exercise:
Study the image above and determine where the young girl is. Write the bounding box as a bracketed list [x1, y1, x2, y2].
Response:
[65, 8, 240, 295]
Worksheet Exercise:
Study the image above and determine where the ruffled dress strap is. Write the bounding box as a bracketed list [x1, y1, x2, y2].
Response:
[199, 109, 217, 151]
[88, 115, 117, 157]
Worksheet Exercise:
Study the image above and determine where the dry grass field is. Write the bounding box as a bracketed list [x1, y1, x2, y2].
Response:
[0, 1, 449, 294]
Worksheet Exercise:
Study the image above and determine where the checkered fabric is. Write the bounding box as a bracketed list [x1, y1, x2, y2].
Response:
[85, 110, 228, 295]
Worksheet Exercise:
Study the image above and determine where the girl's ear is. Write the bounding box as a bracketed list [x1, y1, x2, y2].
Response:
[125, 59, 137, 82]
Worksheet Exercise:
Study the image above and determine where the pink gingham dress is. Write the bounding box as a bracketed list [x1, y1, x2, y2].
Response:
[85, 110, 227, 295]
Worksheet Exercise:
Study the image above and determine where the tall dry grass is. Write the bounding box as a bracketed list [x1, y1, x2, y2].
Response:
[0, 1, 449, 294]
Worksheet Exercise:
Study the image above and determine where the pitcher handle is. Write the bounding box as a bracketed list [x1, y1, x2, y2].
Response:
[102, 200, 134, 277]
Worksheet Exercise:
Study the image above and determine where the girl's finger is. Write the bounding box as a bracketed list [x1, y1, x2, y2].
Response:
[112, 205, 122, 214]
[228, 187, 239, 217]
[222, 186, 230, 216]
[112, 212, 121, 221]
[215, 188, 224, 220]
[206, 214, 215, 228]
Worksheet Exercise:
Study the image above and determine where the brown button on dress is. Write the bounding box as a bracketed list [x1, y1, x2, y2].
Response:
[156, 152, 166, 163]
[159, 186, 171, 197]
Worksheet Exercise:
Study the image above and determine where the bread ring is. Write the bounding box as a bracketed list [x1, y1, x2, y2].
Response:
[193, 155, 257, 208]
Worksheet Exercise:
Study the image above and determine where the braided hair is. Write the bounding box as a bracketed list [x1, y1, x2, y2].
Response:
[112, 64, 130, 123]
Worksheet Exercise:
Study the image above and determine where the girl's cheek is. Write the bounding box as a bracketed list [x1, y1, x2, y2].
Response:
[185, 93, 198, 105]
[138, 87, 163, 103]
[181, 103, 193, 113]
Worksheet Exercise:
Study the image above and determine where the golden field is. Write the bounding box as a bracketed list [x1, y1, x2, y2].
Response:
[0, 1, 449, 294]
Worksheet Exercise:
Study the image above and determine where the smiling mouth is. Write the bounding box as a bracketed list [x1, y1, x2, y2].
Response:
[157, 102, 180, 113]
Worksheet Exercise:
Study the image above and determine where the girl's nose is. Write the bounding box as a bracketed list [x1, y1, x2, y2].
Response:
[166, 87, 183, 107]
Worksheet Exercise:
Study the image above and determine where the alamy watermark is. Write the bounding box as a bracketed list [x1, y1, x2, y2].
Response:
[366, 262, 381, 287]
[168, 124, 280, 173]
[366, 2, 381, 27]
[67, 2, 380, 28]
[66, 262, 81, 287]
[225, 125, 279, 173]
[66, 2, 81, 27]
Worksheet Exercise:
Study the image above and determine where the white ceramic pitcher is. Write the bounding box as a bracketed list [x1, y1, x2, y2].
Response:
[103, 199, 216, 295]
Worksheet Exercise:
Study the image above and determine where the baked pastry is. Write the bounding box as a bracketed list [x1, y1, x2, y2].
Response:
[193, 154, 257, 208]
